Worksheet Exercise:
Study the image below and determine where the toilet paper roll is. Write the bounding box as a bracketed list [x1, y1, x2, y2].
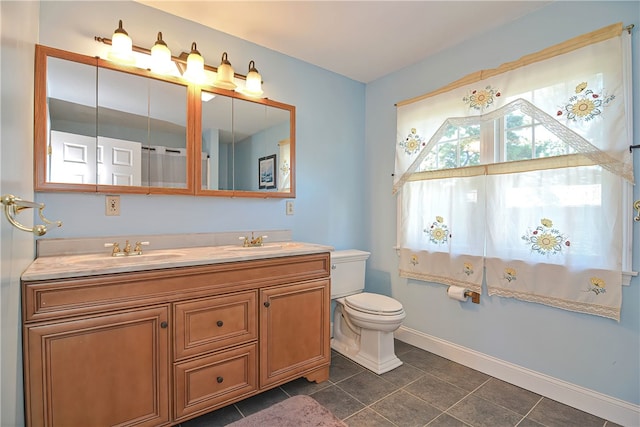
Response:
[447, 286, 468, 302]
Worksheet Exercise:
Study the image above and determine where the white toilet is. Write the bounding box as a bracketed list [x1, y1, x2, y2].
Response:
[330, 250, 406, 374]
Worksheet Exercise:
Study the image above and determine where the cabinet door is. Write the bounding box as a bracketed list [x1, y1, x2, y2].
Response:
[24, 306, 170, 427]
[259, 279, 330, 387]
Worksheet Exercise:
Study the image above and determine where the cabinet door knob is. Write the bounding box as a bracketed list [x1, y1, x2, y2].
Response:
[217, 376, 224, 383]
[160, 321, 168, 329]
[263, 301, 270, 308]
[216, 320, 223, 327]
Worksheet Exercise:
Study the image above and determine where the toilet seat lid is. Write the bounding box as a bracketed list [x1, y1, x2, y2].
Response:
[345, 293, 404, 315]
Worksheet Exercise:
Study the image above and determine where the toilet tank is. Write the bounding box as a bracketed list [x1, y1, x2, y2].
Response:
[330, 250, 371, 298]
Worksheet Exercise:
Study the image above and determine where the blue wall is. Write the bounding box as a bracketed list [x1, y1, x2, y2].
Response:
[35, 1, 367, 251]
[365, 1, 639, 406]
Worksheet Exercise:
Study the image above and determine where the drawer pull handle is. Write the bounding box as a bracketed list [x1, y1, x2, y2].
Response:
[160, 321, 168, 329]
[217, 376, 224, 384]
[216, 320, 224, 327]
[263, 301, 270, 308]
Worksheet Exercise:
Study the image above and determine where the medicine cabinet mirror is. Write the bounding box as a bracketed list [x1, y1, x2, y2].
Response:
[34, 45, 295, 198]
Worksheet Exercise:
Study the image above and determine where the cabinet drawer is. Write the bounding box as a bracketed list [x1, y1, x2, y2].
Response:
[174, 343, 257, 420]
[174, 291, 257, 360]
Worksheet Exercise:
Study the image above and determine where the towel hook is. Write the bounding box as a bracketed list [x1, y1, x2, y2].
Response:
[634, 200, 640, 222]
[0, 194, 62, 236]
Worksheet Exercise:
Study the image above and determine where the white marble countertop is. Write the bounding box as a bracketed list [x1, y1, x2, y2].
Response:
[22, 241, 333, 281]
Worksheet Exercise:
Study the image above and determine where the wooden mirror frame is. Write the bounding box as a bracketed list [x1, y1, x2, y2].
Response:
[34, 44, 296, 199]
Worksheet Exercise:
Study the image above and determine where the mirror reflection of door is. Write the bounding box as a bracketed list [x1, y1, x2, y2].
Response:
[47, 57, 98, 184]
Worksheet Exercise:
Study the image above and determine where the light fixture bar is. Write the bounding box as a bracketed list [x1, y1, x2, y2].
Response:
[95, 36, 252, 81]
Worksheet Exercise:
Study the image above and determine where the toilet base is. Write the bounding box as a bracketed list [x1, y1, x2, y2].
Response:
[331, 328, 403, 375]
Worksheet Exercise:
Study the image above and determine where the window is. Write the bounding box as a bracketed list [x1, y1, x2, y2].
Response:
[393, 24, 633, 321]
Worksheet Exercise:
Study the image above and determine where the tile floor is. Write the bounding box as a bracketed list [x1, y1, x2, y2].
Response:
[180, 340, 623, 427]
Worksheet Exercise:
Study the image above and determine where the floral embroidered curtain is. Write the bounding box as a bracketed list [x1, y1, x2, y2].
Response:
[394, 23, 633, 321]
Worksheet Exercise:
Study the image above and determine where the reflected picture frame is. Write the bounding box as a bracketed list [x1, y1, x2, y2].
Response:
[258, 154, 277, 189]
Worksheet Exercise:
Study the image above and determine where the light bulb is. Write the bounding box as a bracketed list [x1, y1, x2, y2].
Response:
[213, 52, 237, 90]
[184, 42, 205, 84]
[244, 60, 263, 97]
[108, 20, 134, 64]
[150, 32, 172, 74]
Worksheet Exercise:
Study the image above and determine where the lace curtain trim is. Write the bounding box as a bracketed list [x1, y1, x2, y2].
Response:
[392, 98, 633, 195]
[399, 269, 482, 294]
[488, 287, 620, 321]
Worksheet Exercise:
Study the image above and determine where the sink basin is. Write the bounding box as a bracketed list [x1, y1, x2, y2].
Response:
[224, 244, 283, 252]
[60, 251, 186, 267]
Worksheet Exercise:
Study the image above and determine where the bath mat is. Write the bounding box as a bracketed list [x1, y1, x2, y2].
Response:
[226, 395, 347, 427]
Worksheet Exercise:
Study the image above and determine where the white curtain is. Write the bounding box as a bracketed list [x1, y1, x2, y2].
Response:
[143, 146, 187, 188]
[394, 24, 632, 321]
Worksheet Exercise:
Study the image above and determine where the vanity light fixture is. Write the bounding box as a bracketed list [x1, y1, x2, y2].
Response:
[95, 26, 265, 96]
[213, 52, 237, 90]
[150, 32, 172, 74]
[108, 20, 135, 64]
[243, 60, 264, 97]
[184, 42, 206, 84]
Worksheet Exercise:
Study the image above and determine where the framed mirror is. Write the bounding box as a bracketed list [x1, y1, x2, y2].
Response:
[198, 90, 294, 197]
[35, 45, 295, 198]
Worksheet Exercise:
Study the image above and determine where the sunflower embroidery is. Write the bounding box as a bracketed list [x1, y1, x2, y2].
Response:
[522, 218, 570, 256]
[557, 82, 615, 122]
[463, 262, 474, 276]
[410, 254, 419, 266]
[587, 277, 607, 295]
[399, 128, 425, 156]
[504, 267, 517, 283]
[424, 215, 450, 245]
[463, 85, 501, 112]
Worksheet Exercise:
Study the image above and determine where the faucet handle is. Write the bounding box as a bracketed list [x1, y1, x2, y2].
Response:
[104, 242, 121, 256]
[133, 241, 149, 254]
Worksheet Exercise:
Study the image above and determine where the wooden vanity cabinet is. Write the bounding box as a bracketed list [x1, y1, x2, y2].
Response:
[23, 306, 170, 427]
[22, 252, 330, 427]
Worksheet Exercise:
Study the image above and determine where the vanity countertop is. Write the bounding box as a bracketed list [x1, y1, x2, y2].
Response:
[22, 241, 333, 281]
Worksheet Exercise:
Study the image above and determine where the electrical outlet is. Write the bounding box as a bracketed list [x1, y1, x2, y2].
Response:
[286, 200, 294, 215]
[106, 195, 120, 216]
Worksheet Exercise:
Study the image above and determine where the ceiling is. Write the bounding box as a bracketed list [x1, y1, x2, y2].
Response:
[136, 1, 552, 83]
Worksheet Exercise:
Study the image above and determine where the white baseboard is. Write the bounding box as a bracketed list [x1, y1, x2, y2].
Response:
[395, 326, 640, 427]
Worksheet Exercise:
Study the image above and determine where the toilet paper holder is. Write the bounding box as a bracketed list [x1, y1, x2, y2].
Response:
[464, 290, 481, 304]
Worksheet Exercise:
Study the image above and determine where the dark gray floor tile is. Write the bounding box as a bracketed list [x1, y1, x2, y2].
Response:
[179, 403, 242, 427]
[279, 376, 332, 396]
[474, 378, 541, 415]
[401, 348, 452, 372]
[330, 352, 364, 383]
[447, 394, 523, 427]
[310, 384, 366, 420]
[371, 390, 442, 427]
[427, 413, 472, 427]
[527, 398, 607, 427]
[344, 408, 396, 427]
[394, 338, 419, 356]
[427, 359, 490, 392]
[233, 387, 289, 416]
[336, 369, 396, 405]
[380, 360, 426, 387]
[516, 417, 546, 427]
[404, 373, 469, 411]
